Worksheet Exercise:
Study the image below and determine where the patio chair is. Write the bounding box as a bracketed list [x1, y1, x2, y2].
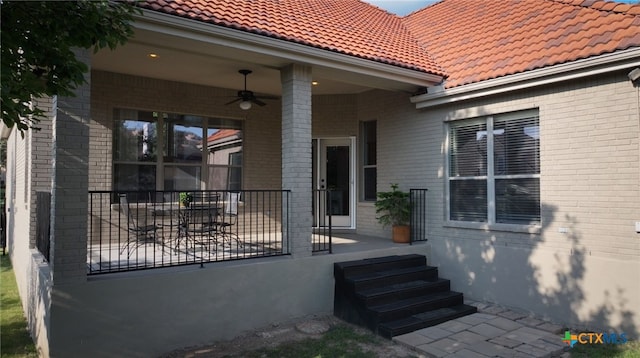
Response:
[119, 194, 161, 257]
[217, 192, 242, 247]
[174, 192, 221, 252]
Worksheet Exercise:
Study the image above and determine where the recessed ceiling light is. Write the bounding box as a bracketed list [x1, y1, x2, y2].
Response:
[312, 81, 319, 86]
[148, 53, 159, 59]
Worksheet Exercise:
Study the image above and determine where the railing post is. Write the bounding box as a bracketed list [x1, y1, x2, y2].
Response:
[328, 190, 332, 253]
[410, 189, 428, 244]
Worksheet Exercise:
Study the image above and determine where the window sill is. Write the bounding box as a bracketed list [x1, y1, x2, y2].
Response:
[443, 220, 541, 234]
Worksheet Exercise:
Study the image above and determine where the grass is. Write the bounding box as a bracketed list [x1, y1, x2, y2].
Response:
[0, 255, 38, 358]
[226, 324, 387, 358]
[570, 340, 640, 358]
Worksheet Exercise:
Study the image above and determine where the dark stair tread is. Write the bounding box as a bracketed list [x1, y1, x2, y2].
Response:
[378, 304, 478, 338]
[356, 279, 449, 300]
[346, 265, 435, 283]
[334, 255, 427, 278]
[335, 254, 426, 270]
[369, 290, 462, 314]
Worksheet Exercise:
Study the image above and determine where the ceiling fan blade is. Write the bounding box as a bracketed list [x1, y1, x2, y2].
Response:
[251, 98, 267, 106]
[225, 98, 242, 105]
[256, 95, 280, 100]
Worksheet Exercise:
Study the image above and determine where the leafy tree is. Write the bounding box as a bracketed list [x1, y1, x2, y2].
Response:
[1, 1, 139, 132]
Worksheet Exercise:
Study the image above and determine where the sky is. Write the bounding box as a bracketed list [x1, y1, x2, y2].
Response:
[364, 0, 436, 16]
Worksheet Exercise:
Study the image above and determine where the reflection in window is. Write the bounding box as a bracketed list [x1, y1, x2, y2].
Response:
[164, 166, 202, 191]
[113, 109, 243, 195]
[165, 114, 204, 163]
[205, 127, 243, 190]
[113, 110, 157, 162]
[113, 164, 156, 193]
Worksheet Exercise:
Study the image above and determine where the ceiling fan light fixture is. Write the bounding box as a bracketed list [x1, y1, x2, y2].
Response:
[239, 100, 252, 110]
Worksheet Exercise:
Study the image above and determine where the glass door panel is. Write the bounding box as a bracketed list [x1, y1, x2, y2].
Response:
[313, 138, 354, 227]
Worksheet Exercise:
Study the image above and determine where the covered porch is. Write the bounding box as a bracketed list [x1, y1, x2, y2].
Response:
[7, 6, 441, 356]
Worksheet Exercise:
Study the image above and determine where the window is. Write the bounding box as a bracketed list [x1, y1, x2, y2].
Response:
[113, 109, 243, 193]
[361, 120, 377, 201]
[113, 110, 157, 193]
[448, 110, 540, 225]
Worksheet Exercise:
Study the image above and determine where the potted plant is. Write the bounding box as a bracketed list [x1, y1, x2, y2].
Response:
[375, 183, 411, 243]
[179, 192, 193, 208]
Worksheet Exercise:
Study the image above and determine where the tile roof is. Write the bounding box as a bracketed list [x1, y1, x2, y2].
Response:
[207, 129, 239, 143]
[139, 0, 640, 89]
[139, 0, 447, 78]
[402, 0, 640, 88]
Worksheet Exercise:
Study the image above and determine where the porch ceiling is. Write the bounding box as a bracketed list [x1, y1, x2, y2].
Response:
[92, 12, 436, 97]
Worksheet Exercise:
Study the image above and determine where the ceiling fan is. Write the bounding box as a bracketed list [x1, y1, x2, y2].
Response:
[225, 69, 279, 110]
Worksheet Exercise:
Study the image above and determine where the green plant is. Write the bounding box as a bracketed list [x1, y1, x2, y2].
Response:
[179, 192, 192, 207]
[1, 1, 139, 132]
[1, 256, 38, 357]
[570, 340, 640, 358]
[375, 183, 410, 227]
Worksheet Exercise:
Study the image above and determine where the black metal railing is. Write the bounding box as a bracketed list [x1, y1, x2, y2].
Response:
[410, 189, 428, 243]
[87, 190, 290, 274]
[312, 189, 332, 253]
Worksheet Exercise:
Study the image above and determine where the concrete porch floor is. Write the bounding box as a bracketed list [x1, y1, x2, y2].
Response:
[87, 231, 423, 274]
[316, 231, 423, 254]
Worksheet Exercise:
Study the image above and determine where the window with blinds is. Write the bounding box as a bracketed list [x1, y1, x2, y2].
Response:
[448, 110, 540, 225]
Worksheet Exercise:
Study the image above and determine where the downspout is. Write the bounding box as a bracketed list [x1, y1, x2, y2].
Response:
[630, 68, 640, 234]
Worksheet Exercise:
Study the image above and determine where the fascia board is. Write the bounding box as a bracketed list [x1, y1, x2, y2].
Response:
[411, 48, 640, 109]
[134, 10, 443, 87]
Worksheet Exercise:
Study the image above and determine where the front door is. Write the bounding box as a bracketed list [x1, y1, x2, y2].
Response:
[313, 137, 355, 228]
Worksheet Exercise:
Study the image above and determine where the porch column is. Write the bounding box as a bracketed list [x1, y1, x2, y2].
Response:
[49, 48, 91, 284]
[281, 64, 313, 258]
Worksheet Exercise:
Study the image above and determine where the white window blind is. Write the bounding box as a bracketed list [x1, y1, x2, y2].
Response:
[448, 111, 540, 225]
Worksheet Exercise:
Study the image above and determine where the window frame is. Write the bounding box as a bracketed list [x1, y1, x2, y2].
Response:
[445, 109, 541, 231]
[360, 120, 377, 202]
[112, 108, 243, 193]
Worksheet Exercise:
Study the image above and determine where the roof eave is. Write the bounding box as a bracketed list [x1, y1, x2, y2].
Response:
[411, 47, 640, 109]
[135, 9, 444, 90]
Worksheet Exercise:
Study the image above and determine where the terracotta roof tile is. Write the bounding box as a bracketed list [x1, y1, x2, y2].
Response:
[139, 0, 640, 89]
[403, 0, 640, 88]
[139, 0, 447, 78]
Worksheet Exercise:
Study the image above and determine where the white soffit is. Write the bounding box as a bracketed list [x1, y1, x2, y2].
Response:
[134, 9, 444, 92]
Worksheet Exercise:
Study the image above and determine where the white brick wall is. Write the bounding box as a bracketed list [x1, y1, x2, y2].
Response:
[362, 70, 640, 332]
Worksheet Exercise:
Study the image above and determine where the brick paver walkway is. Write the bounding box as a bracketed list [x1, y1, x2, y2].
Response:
[393, 301, 570, 357]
